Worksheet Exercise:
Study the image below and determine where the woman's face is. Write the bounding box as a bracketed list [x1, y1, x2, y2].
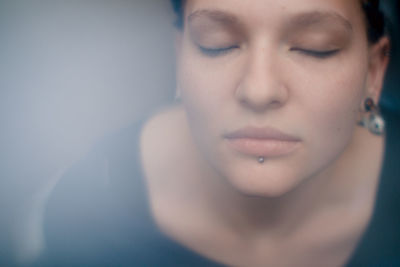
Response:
[176, 0, 388, 197]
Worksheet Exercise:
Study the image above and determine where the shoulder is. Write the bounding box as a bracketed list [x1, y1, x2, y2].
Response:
[140, 104, 194, 200]
[141, 104, 186, 156]
[47, 116, 147, 208]
[38, 117, 154, 265]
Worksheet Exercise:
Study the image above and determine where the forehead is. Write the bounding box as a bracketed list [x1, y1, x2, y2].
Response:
[184, 0, 364, 30]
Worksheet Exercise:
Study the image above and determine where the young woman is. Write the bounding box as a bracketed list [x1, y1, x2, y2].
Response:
[35, 0, 398, 266]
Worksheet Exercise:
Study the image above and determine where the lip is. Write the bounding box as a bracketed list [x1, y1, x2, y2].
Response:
[224, 126, 301, 157]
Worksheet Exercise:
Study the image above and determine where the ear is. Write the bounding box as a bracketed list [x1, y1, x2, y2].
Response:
[174, 30, 184, 62]
[366, 37, 390, 103]
[174, 30, 184, 98]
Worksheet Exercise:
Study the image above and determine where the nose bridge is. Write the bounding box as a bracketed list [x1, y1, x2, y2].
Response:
[236, 43, 288, 111]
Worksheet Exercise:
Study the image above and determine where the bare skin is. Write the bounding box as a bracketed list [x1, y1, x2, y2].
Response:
[140, 105, 384, 267]
[140, 0, 389, 265]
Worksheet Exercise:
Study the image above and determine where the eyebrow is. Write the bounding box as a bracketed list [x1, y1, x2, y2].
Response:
[188, 9, 352, 33]
[288, 11, 353, 32]
[188, 9, 241, 26]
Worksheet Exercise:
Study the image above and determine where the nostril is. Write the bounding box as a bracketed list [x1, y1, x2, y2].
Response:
[236, 82, 289, 112]
[239, 97, 284, 112]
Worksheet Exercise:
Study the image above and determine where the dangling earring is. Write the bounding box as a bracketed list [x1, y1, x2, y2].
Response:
[358, 97, 385, 135]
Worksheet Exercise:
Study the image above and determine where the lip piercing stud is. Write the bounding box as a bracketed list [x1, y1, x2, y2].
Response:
[258, 157, 265, 163]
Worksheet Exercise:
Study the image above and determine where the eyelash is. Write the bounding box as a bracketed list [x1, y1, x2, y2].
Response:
[198, 45, 340, 59]
[290, 48, 340, 59]
[198, 45, 238, 57]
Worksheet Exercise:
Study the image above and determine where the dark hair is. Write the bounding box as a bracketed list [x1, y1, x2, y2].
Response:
[170, 0, 185, 29]
[362, 0, 386, 43]
[170, 0, 386, 44]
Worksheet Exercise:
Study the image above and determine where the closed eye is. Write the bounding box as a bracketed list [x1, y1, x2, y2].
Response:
[290, 48, 340, 59]
[198, 45, 239, 57]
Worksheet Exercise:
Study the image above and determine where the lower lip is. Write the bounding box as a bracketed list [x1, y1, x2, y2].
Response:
[226, 138, 300, 157]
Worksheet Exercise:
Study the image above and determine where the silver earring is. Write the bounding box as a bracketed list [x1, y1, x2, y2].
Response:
[368, 113, 385, 135]
[358, 98, 385, 136]
[258, 157, 265, 163]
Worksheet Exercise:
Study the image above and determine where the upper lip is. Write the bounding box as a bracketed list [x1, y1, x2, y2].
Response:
[224, 126, 300, 141]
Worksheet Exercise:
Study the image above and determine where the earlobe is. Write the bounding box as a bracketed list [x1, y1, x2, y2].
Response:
[366, 37, 390, 103]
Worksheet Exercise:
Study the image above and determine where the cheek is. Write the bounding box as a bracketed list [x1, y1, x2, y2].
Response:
[177, 45, 241, 136]
[178, 53, 238, 112]
[291, 55, 369, 166]
[177, 48, 244, 178]
[302, 68, 366, 134]
[289, 43, 367, 122]
[178, 62, 221, 144]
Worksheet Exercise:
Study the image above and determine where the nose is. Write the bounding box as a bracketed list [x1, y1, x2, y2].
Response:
[236, 47, 288, 112]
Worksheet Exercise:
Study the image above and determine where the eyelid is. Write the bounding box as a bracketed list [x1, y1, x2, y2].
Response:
[198, 45, 239, 57]
[197, 45, 340, 58]
[290, 47, 340, 58]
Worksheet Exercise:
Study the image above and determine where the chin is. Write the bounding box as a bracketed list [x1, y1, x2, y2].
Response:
[223, 165, 304, 198]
